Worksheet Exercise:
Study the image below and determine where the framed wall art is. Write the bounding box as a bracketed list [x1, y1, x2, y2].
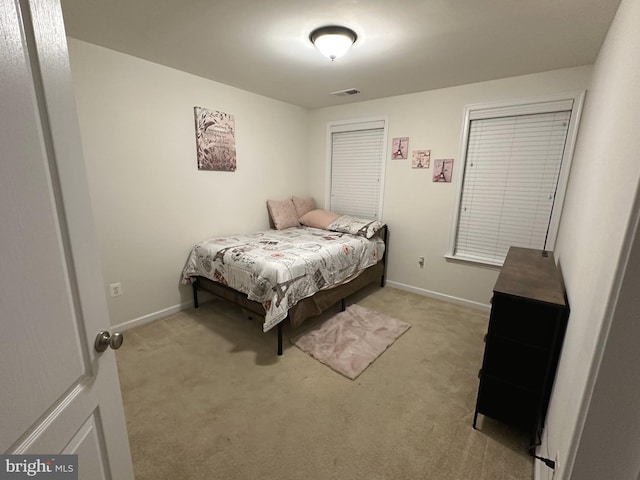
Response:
[433, 159, 454, 182]
[391, 137, 409, 159]
[412, 150, 431, 169]
[194, 107, 237, 171]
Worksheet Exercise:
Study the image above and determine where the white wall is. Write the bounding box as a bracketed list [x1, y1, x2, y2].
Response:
[308, 67, 592, 307]
[538, 0, 640, 478]
[68, 39, 310, 326]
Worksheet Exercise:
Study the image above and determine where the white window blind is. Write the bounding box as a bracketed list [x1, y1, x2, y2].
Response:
[454, 109, 572, 264]
[330, 126, 384, 219]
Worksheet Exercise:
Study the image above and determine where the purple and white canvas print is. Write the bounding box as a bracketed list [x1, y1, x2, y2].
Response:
[194, 107, 237, 171]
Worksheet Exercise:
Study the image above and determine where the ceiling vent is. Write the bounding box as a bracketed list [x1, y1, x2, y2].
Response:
[331, 88, 360, 96]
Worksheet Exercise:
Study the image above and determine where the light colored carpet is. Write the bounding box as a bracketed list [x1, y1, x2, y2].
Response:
[291, 304, 410, 379]
[116, 286, 534, 480]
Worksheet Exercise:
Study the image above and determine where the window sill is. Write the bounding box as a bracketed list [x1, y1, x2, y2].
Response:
[445, 253, 503, 268]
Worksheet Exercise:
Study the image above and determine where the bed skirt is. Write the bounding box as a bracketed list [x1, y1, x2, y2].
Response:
[192, 259, 385, 329]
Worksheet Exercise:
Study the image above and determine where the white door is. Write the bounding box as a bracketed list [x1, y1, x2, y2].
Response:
[0, 0, 134, 478]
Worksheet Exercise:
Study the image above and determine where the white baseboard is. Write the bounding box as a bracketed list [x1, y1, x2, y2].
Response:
[112, 290, 216, 331]
[386, 280, 491, 312]
[112, 283, 488, 331]
[111, 299, 201, 332]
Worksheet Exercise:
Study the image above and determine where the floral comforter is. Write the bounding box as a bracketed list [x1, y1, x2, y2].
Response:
[181, 226, 385, 332]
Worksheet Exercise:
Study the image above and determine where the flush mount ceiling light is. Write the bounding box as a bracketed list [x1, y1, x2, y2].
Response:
[309, 25, 357, 61]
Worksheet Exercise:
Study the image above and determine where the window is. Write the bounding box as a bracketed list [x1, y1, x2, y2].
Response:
[327, 118, 387, 220]
[448, 94, 584, 266]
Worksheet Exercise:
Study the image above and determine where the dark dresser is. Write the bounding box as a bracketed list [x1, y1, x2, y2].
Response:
[472, 247, 569, 443]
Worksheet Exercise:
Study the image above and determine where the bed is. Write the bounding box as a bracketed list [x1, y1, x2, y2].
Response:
[181, 197, 388, 355]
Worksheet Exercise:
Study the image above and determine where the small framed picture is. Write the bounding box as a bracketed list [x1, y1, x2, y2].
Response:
[412, 150, 431, 169]
[433, 159, 454, 182]
[391, 137, 409, 159]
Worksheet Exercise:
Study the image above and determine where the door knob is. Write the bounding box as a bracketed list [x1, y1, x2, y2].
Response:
[95, 330, 124, 352]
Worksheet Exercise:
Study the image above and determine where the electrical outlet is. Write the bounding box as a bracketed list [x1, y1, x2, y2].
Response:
[109, 282, 123, 297]
[418, 256, 425, 268]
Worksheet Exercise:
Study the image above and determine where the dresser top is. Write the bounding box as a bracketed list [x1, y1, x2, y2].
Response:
[494, 247, 566, 306]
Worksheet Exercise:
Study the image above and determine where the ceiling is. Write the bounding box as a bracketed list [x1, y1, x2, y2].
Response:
[60, 0, 621, 109]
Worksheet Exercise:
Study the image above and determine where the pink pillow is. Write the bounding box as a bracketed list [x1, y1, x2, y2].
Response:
[267, 198, 300, 230]
[299, 209, 341, 230]
[292, 196, 316, 218]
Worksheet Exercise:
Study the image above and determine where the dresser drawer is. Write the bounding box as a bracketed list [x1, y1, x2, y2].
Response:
[476, 376, 538, 430]
[483, 337, 549, 391]
[490, 296, 560, 347]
